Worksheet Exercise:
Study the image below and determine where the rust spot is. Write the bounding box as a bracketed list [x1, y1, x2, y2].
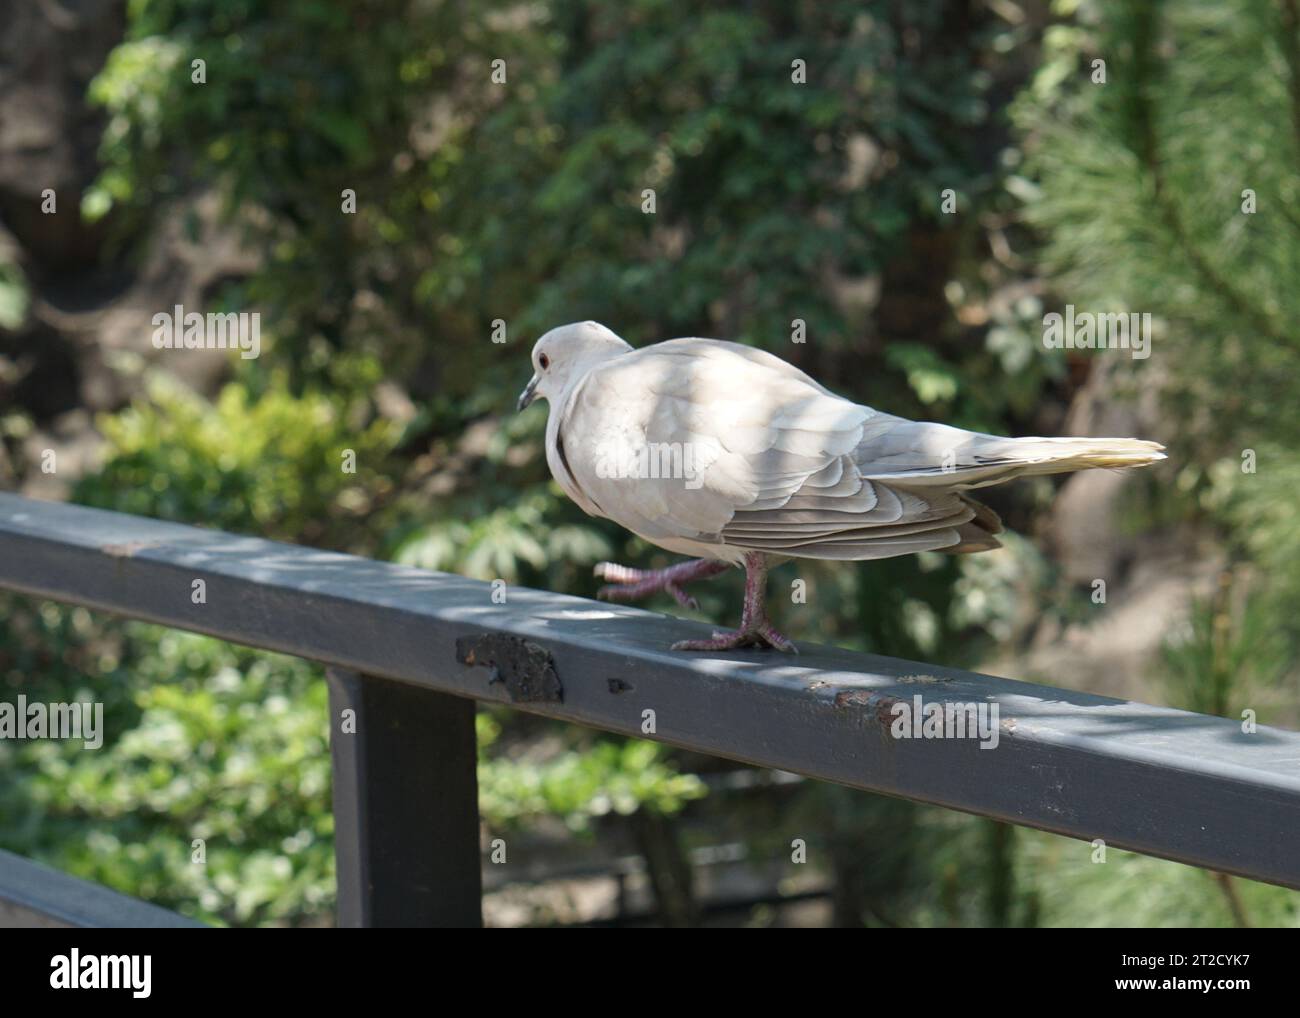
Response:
[897, 673, 950, 685]
[102, 541, 158, 558]
[456, 634, 563, 703]
[833, 689, 905, 731]
[873, 695, 905, 728]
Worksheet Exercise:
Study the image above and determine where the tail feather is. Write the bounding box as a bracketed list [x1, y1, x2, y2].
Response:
[997, 436, 1166, 474]
[863, 433, 1165, 489]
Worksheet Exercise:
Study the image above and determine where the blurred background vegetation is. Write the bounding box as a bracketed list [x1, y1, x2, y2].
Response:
[1, 0, 1297, 926]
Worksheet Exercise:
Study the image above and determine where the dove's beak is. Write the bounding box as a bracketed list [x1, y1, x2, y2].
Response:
[516, 374, 539, 412]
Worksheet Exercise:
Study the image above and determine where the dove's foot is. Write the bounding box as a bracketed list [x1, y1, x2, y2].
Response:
[595, 558, 728, 610]
[671, 623, 798, 653]
[669, 551, 798, 652]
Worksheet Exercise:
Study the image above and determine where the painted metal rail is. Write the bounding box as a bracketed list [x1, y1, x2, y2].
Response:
[1, 492, 1298, 926]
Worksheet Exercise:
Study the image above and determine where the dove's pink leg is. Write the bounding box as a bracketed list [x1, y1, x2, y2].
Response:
[670, 552, 797, 653]
[595, 558, 729, 610]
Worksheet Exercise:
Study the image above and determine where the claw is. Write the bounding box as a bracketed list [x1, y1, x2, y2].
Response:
[594, 562, 646, 584]
[671, 625, 798, 653]
[664, 583, 698, 610]
[592, 558, 727, 608]
[669, 551, 796, 653]
[594, 553, 795, 651]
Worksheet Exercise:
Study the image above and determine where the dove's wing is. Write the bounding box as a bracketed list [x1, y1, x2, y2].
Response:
[554, 339, 989, 560]
[546, 336, 1161, 562]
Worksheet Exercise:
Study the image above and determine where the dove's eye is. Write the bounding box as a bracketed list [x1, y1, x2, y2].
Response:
[539, 354, 550, 370]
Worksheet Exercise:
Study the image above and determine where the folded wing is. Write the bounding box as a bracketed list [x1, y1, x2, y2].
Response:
[557, 338, 1161, 561]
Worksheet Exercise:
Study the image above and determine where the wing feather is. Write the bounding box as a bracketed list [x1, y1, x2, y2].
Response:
[553, 338, 1137, 561]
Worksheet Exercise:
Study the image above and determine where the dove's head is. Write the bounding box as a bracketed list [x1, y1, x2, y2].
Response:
[517, 321, 632, 411]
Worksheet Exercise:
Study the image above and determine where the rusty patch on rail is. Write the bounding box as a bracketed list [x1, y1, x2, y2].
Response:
[102, 541, 159, 558]
[456, 634, 563, 703]
[834, 689, 907, 730]
[896, 673, 951, 685]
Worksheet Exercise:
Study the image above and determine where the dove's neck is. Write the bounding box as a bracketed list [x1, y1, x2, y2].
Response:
[544, 346, 630, 520]
[555, 342, 631, 406]
[546, 376, 602, 519]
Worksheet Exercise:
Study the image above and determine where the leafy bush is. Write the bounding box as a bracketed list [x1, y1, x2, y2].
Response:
[73, 372, 399, 547]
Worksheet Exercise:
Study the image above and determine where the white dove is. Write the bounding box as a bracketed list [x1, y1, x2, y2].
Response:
[517, 321, 1164, 652]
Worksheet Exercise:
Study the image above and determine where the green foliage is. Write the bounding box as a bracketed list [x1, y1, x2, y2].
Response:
[476, 714, 705, 833]
[885, 343, 961, 406]
[1015, 0, 1300, 721]
[1007, 1, 1300, 929]
[74, 372, 400, 548]
[1020, 832, 1300, 929]
[1013, 0, 1300, 450]
[0, 260, 28, 331]
[391, 489, 611, 584]
[447, 1, 994, 343]
[0, 605, 333, 926]
[87, 0, 518, 383]
[1156, 448, 1300, 726]
[1158, 584, 1290, 720]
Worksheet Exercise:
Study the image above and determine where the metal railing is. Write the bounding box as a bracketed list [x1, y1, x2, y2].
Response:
[1, 492, 1298, 926]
